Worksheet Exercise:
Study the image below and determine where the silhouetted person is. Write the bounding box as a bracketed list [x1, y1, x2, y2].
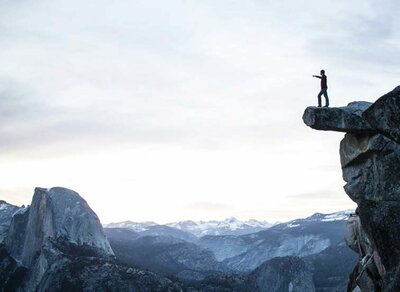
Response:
[313, 70, 329, 107]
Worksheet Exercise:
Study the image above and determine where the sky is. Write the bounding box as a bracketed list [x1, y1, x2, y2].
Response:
[0, 0, 399, 224]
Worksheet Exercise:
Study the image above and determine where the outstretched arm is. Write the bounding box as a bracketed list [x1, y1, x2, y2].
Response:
[312, 75, 321, 79]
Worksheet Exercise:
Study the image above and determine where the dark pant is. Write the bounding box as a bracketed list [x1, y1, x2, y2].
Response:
[318, 88, 329, 107]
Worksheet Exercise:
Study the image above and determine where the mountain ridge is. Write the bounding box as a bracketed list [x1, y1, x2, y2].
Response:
[105, 217, 274, 237]
[104, 210, 352, 238]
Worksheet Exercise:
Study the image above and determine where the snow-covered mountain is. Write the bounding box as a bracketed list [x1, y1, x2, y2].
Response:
[280, 210, 353, 229]
[201, 210, 355, 271]
[166, 217, 274, 237]
[105, 211, 351, 238]
[105, 220, 158, 232]
[104, 222, 198, 242]
[105, 217, 274, 237]
[104, 209, 356, 289]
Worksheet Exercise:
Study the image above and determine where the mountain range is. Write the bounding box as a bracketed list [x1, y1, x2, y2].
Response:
[104, 209, 357, 290]
[0, 187, 357, 291]
[105, 217, 274, 237]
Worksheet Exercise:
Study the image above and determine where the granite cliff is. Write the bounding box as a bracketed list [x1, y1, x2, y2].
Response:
[303, 86, 400, 291]
[0, 187, 181, 291]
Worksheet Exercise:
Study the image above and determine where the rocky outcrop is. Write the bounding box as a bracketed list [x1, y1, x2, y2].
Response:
[303, 86, 400, 291]
[2, 187, 114, 290]
[0, 187, 182, 291]
[6, 187, 114, 267]
[302, 101, 373, 133]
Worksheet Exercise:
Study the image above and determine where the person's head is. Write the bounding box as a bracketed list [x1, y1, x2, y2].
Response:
[320, 70, 325, 75]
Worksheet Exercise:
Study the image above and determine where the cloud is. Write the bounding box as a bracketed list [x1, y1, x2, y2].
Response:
[0, 78, 51, 121]
[303, 3, 400, 71]
[1, 0, 397, 157]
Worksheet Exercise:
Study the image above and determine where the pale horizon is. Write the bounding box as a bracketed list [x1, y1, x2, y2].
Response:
[2, 186, 355, 225]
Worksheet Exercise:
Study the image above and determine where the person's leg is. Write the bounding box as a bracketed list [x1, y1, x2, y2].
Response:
[323, 89, 329, 107]
[317, 90, 322, 107]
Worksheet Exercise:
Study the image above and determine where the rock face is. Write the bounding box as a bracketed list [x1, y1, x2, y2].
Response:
[303, 86, 400, 291]
[364, 86, 400, 143]
[6, 187, 114, 268]
[340, 133, 400, 203]
[0, 187, 182, 291]
[0, 201, 20, 243]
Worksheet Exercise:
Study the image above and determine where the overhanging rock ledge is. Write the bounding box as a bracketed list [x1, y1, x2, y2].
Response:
[303, 86, 400, 292]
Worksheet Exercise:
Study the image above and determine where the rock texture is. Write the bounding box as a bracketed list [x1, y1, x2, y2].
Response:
[303, 101, 373, 133]
[0, 187, 182, 291]
[6, 187, 114, 268]
[364, 86, 400, 143]
[303, 86, 400, 291]
[0, 201, 20, 243]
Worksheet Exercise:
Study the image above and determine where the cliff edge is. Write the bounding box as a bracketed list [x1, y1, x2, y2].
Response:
[303, 86, 400, 292]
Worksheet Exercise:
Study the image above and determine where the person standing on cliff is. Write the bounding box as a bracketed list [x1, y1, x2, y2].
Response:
[312, 70, 329, 107]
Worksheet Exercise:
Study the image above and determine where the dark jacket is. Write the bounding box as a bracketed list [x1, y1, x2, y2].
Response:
[321, 75, 327, 89]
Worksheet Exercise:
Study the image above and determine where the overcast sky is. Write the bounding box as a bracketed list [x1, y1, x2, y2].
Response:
[0, 0, 399, 224]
